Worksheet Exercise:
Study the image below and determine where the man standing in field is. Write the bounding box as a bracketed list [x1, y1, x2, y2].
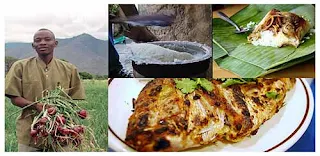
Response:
[5, 28, 86, 152]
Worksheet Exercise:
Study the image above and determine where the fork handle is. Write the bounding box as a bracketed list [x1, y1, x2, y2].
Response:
[217, 11, 241, 31]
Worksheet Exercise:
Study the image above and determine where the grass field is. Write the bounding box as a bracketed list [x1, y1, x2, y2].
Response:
[5, 80, 108, 152]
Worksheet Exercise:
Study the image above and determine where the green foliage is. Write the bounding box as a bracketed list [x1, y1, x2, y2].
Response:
[109, 4, 120, 14]
[94, 75, 108, 80]
[5, 56, 19, 74]
[79, 72, 93, 80]
[193, 78, 214, 92]
[5, 98, 18, 152]
[266, 91, 279, 99]
[174, 78, 197, 94]
[221, 79, 246, 88]
[220, 78, 256, 88]
[174, 78, 214, 94]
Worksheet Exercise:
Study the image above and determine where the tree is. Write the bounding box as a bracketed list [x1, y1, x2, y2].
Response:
[95, 74, 108, 80]
[5, 56, 19, 74]
[79, 72, 93, 79]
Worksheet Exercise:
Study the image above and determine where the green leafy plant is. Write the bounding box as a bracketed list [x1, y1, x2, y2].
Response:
[266, 91, 279, 99]
[220, 78, 257, 88]
[109, 4, 120, 14]
[174, 78, 214, 94]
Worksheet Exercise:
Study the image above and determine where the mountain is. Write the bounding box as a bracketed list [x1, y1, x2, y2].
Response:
[5, 33, 108, 75]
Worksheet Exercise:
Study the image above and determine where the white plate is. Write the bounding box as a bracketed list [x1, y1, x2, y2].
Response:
[108, 78, 314, 152]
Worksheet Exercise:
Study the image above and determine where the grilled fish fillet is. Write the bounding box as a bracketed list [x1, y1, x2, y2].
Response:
[248, 9, 311, 48]
[125, 78, 296, 151]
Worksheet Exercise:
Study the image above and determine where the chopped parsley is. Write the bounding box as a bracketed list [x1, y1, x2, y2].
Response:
[220, 78, 256, 88]
[174, 78, 197, 94]
[174, 78, 213, 94]
[266, 92, 279, 99]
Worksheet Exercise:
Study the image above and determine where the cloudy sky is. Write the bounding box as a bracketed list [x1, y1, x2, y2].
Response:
[4, 0, 108, 43]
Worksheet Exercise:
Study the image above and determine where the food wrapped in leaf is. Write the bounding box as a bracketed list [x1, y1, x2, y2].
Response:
[248, 9, 311, 48]
[213, 4, 315, 77]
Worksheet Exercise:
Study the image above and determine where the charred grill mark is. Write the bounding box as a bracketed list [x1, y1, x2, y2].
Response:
[142, 102, 149, 107]
[214, 102, 221, 107]
[156, 85, 162, 92]
[184, 100, 190, 106]
[174, 98, 180, 102]
[138, 114, 149, 128]
[153, 138, 170, 151]
[208, 92, 215, 98]
[262, 119, 267, 124]
[202, 118, 209, 125]
[242, 109, 250, 117]
[250, 128, 259, 135]
[209, 113, 214, 118]
[193, 94, 201, 100]
[194, 115, 201, 126]
[178, 118, 188, 130]
[236, 124, 242, 131]
[142, 80, 157, 90]
[155, 127, 168, 134]
[264, 79, 275, 85]
[231, 86, 248, 112]
[252, 97, 262, 106]
[125, 134, 134, 141]
[231, 85, 254, 132]
[232, 85, 245, 99]
[149, 85, 162, 96]
[267, 87, 271, 91]
[168, 127, 177, 135]
[224, 115, 231, 126]
[125, 128, 144, 141]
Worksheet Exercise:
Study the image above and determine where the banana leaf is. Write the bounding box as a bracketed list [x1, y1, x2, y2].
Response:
[213, 39, 228, 59]
[216, 53, 314, 78]
[213, 4, 315, 77]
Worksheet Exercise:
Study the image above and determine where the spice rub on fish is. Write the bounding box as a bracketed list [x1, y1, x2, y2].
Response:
[248, 9, 311, 48]
[125, 78, 296, 151]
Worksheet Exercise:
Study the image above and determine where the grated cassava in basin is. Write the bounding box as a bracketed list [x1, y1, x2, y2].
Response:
[131, 41, 212, 78]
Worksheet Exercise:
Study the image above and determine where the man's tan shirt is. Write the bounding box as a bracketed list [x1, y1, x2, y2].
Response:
[5, 57, 85, 148]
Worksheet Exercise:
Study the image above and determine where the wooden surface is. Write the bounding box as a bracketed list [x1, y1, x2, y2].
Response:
[212, 4, 315, 78]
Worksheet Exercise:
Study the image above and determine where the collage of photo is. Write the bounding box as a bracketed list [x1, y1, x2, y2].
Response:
[3, 2, 315, 153]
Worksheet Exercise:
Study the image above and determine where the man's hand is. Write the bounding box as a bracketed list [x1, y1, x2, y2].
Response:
[33, 103, 53, 113]
[7, 96, 51, 113]
[34, 103, 44, 113]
